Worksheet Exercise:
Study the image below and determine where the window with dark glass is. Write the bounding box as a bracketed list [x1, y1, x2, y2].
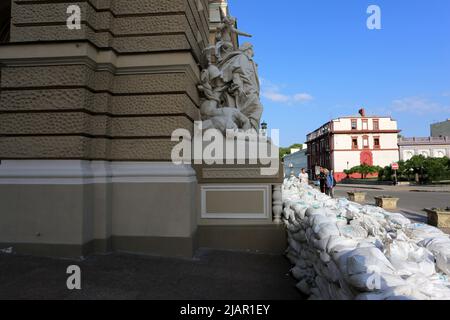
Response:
[0, 2, 11, 43]
[374, 137, 380, 149]
[351, 119, 357, 130]
[352, 138, 358, 149]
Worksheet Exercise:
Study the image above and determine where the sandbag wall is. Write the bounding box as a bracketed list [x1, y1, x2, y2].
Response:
[283, 177, 450, 300]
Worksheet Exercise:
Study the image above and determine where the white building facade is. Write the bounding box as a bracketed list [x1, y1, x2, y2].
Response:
[399, 137, 450, 161]
[307, 109, 400, 181]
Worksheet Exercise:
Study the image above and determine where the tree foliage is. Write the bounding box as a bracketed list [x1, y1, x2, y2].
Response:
[280, 143, 304, 159]
[378, 156, 450, 183]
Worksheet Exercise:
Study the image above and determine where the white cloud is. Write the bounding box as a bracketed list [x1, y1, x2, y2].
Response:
[391, 97, 450, 114]
[293, 93, 314, 103]
[262, 91, 290, 103]
[260, 79, 313, 105]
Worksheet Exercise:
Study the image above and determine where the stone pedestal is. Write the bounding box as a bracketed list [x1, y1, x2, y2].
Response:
[194, 160, 285, 254]
[375, 196, 399, 210]
[425, 208, 450, 228]
[347, 191, 367, 203]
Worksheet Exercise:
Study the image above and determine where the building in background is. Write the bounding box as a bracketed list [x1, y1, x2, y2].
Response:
[306, 109, 400, 182]
[283, 145, 308, 178]
[399, 119, 450, 161]
[431, 119, 450, 138]
[398, 137, 450, 161]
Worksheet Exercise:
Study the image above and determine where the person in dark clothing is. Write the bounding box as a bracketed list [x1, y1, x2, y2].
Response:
[319, 167, 326, 194]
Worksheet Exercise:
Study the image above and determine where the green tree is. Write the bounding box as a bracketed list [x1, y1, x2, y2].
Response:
[401, 155, 450, 183]
[280, 143, 304, 159]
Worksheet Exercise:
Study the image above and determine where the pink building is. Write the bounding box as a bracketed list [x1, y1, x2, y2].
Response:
[306, 109, 401, 182]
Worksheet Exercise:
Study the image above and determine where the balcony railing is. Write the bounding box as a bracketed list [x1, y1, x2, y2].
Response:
[399, 137, 449, 144]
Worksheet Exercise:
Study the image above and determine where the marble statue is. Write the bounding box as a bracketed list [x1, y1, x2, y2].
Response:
[197, 13, 263, 134]
[215, 11, 252, 62]
[198, 65, 251, 133]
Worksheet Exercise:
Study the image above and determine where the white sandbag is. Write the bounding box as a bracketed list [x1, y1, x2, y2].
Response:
[405, 223, 445, 241]
[346, 247, 396, 276]
[296, 279, 311, 295]
[292, 229, 307, 243]
[283, 207, 296, 222]
[309, 214, 334, 228]
[286, 223, 301, 234]
[326, 260, 343, 282]
[314, 223, 340, 241]
[348, 272, 406, 292]
[387, 240, 436, 277]
[310, 237, 331, 252]
[404, 274, 450, 300]
[323, 207, 340, 217]
[361, 206, 386, 220]
[288, 237, 302, 254]
[283, 176, 450, 300]
[419, 237, 450, 275]
[355, 288, 413, 301]
[326, 235, 359, 254]
[359, 237, 384, 251]
[339, 224, 369, 239]
[320, 251, 331, 263]
[291, 266, 303, 280]
[336, 217, 348, 227]
[306, 207, 326, 217]
[292, 204, 308, 220]
[295, 259, 307, 269]
[315, 276, 331, 300]
[286, 251, 298, 265]
[387, 213, 411, 228]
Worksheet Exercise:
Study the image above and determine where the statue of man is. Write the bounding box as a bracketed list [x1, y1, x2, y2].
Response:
[218, 42, 263, 130]
[198, 65, 251, 134]
[215, 14, 252, 62]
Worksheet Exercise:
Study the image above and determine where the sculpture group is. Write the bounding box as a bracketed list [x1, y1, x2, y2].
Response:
[198, 12, 263, 134]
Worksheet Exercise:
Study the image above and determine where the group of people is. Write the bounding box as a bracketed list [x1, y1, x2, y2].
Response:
[319, 167, 336, 198]
[296, 167, 336, 198]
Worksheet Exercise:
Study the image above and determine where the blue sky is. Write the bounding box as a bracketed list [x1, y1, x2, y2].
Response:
[228, 0, 450, 146]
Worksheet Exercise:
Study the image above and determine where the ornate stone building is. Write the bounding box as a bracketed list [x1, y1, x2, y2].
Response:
[0, 0, 283, 258]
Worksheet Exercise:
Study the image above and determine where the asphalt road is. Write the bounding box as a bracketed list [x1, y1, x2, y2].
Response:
[0, 249, 301, 300]
[334, 185, 450, 223]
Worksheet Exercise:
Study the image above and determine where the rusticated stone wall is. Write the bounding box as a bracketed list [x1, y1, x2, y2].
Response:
[11, 0, 209, 58]
[0, 0, 209, 161]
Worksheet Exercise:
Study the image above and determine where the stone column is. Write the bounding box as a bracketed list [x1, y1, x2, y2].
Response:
[272, 184, 283, 224]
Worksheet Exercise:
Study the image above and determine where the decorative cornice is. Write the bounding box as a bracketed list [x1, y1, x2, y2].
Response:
[0, 160, 197, 185]
[0, 42, 200, 79]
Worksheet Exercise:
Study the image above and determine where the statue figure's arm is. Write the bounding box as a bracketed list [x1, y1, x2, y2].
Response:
[232, 27, 252, 38]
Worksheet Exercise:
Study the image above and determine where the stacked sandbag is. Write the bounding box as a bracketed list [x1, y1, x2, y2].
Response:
[283, 177, 450, 300]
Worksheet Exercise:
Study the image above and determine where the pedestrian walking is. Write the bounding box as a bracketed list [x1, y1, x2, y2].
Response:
[319, 167, 326, 193]
[325, 169, 336, 198]
[299, 168, 309, 185]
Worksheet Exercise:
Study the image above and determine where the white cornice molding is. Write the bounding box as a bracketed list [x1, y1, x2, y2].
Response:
[0, 160, 197, 185]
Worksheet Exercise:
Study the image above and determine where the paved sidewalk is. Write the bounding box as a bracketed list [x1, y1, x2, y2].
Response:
[334, 185, 450, 226]
[0, 249, 301, 300]
[338, 184, 450, 193]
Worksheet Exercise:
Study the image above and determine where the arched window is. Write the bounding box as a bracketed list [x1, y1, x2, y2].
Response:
[0, 1, 11, 43]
